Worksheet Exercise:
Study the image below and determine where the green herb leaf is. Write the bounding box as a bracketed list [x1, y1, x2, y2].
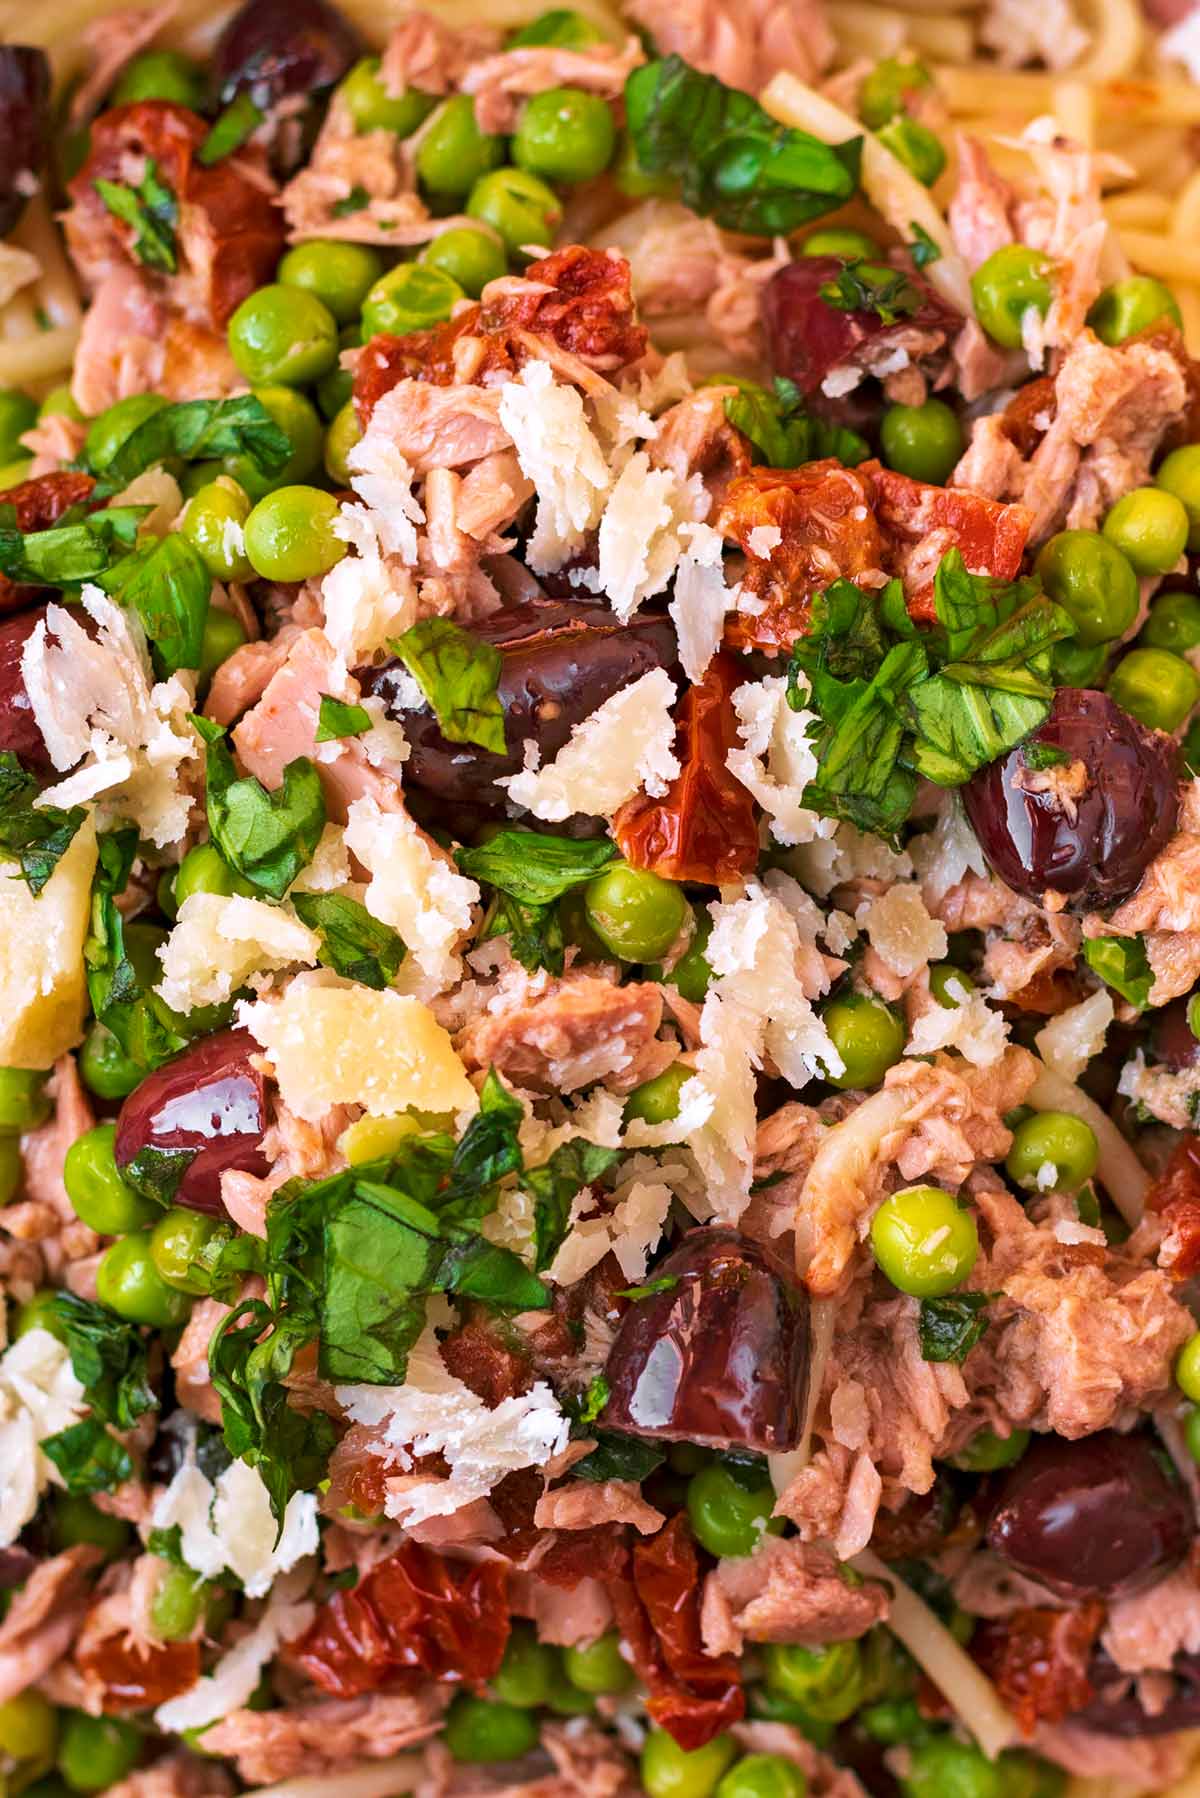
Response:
[331, 184, 370, 218]
[392, 617, 506, 754]
[52, 1292, 157, 1430]
[41, 1418, 133, 1495]
[201, 724, 326, 900]
[578, 1373, 609, 1424]
[918, 1293, 990, 1364]
[616, 1275, 679, 1299]
[315, 696, 372, 743]
[1083, 934, 1153, 1011]
[526, 1138, 622, 1272]
[100, 532, 212, 675]
[0, 503, 148, 586]
[198, 93, 265, 166]
[84, 827, 185, 1074]
[908, 221, 941, 270]
[291, 892, 405, 990]
[573, 1431, 666, 1482]
[1022, 742, 1069, 772]
[0, 752, 86, 896]
[94, 158, 178, 273]
[624, 56, 861, 236]
[508, 7, 596, 46]
[122, 1144, 198, 1207]
[819, 259, 922, 324]
[319, 1183, 445, 1383]
[441, 1068, 525, 1226]
[478, 891, 566, 976]
[209, 1299, 336, 1526]
[90, 395, 290, 498]
[437, 1237, 551, 1308]
[457, 830, 618, 905]
[721, 374, 869, 470]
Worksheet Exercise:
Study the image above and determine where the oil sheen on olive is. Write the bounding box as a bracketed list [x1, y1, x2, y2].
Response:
[963, 687, 1179, 909]
[113, 1028, 271, 1216]
[986, 1429, 1193, 1599]
[601, 1228, 810, 1453]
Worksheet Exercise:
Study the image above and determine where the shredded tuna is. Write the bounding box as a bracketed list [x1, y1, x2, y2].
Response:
[457, 964, 673, 1094]
[625, 0, 835, 92]
[1102, 1564, 1200, 1674]
[533, 1479, 664, 1534]
[460, 39, 644, 136]
[202, 1691, 448, 1783]
[19, 1056, 99, 1276]
[0, 1546, 101, 1704]
[700, 1537, 889, 1655]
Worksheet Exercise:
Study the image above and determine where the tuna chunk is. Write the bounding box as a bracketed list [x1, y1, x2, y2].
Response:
[700, 1537, 889, 1655]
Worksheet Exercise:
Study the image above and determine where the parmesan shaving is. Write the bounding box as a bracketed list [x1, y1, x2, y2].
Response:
[499, 668, 680, 821]
[154, 1579, 316, 1733]
[152, 1454, 319, 1599]
[727, 676, 821, 847]
[908, 981, 1010, 1068]
[155, 893, 321, 1013]
[0, 1329, 87, 1547]
[344, 797, 478, 987]
[1035, 989, 1114, 1083]
[861, 883, 948, 979]
[497, 359, 611, 571]
[669, 520, 738, 684]
[593, 451, 701, 623]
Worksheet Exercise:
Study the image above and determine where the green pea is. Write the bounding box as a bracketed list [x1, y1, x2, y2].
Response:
[584, 865, 688, 963]
[228, 284, 339, 387]
[997, 1751, 1066, 1798]
[859, 55, 932, 129]
[244, 485, 347, 583]
[361, 263, 464, 341]
[1109, 645, 1200, 732]
[421, 226, 508, 298]
[802, 227, 881, 260]
[0, 457, 31, 491]
[111, 48, 204, 107]
[860, 1698, 929, 1746]
[686, 1460, 782, 1560]
[1035, 528, 1139, 646]
[651, 911, 713, 1003]
[338, 55, 437, 138]
[0, 1134, 20, 1205]
[79, 1022, 141, 1101]
[1088, 275, 1182, 346]
[1143, 590, 1200, 653]
[1184, 1406, 1200, 1463]
[443, 1694, 539, 1763]
[278, 239, 385, 326]
[642, 1729, 738, 1798]
[880, 398, 963, 486]
[1050, 636, 1108, 687]
[507, 10, 602, 48]
[763, 1641, 865, 1723]
[1157, 443, 1200, 550]
[900, 1735, 1001, 1798]
[491, 1621, 560, 1707]
[149, 1560, 206, 1641]
[877, 117, 946, 187]
[198, 608, 249, 688]
[57, 1713, 141, 1793]
[546, 1684, 596, 1715]
[871, 1184, 979, 1297]
[317, 330, 358, 418]
[174, 843, 251, 907]
[862, 1625, 917, 1705]
[611, 129, 677, 199]
[417, 95, 506, 201]
[50, 1494, 132, 1558]
[468, 167, 563, 255]
[971, 245, 1055, 350]
[323, 402, 361, 486]
[623, 1062, 692, 1127]
[38, 385, 84, 423]
[716, 1755, 807, 1798]
[150, 1207, 228, 1294]
[63, 1122, 159, 1235]
[232, 385, 325, 498]
[1005, 1110, 1098, 1194]
[181, 477, 253, 582]
[84, 392, 169, 474]
[929, 963, 974, 1009]
[0, 1691, 57, 1763]
[949, 1426, 1030, 1472]
[1103, 486, 1189, 575]
[562, 1632, 633, 1695]
[96, 1231, 192, 1328]
[13, 1288, 67, 1342]
[0, 1067, 49, 1133]
[513, 85, 616, 184]
[820, 991, 905, 1090]
[1177, 1330, 1200, 1402]
[0, 388, 37, 465]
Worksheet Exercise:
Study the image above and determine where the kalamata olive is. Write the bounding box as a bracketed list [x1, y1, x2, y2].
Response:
[1078, 1647, 1200, 1736]
[0, 608, 53, 770]
[963, 688, 1180, 910]
[0, 48, 51, 236]
[114, 1028, 271, 1216]
[986, 1430, 1193, 1600]
[1151, 997, 1200, 1072]
[210, 0, 361, 127]
[601, 1228, 810, 1453]
[357, 597, 678, 811]
[761, 256, 957, 397]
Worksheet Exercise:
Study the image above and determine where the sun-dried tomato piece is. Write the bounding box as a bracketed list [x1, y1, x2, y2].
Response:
[720, 461, 885, 655]
[866, 461, 1033, 623]
[0, 469, 99, 613]
[287, 1542, 511, 1698]
[869, 1477, 964, 1563]
[536, 1527, 633, 1590]
[480, 245, 647, 373]
[76, 1637, 202, 1714]
[1146, 1135, 1200, 1279]
[613, 652, 759, 886]
[1002, 376, 1056, 457]
[352, 307, 515, 424]
[1000, 966, 1083, 1017]
[440, 1321, 532, 1407]
[972, 1603, 1103, 1738]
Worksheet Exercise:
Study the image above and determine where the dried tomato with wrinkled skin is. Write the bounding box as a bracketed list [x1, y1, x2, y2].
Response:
[614, 652, 758, 887]
[439, 1321, 532, 1407]
[479, 245, 648, 373]
[287, 1541, 510, 1698]
[971, 1603, 1103, 1738]
[865, 460, 1033, 623]
[76, 1636, 202, 1714]
[1146, 1135, 1200, 1278]
[0, 471, 98, 614]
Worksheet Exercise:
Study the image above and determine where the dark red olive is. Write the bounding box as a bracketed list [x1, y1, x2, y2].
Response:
[601, 1228, 809, 1453]
[114, 1028, 271, 1216]
[1152, 997, 1200, 1072]
[963, 688, 1179, 911]
[0, 608, 53, 771]
[1077, 1647, 1200, 1736]
[986, 1430, 1193, 1600]
[358, 597, 678, 811]
[0, 48, 51, 236]
[761, 256, 957, 397]
[210, 0, 361, 121]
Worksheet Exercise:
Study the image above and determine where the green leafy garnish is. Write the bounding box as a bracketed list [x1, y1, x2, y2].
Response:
[51, 1292, 158, 1429]
[526, 1138, 622, 1272]
[100, 532, 212, 675]
[918, 1293, 990, 1364]
[577, 1373, 610, 1424]
[616, 1275, 679, 1299]
[40, 1418, 133, 1495]
[0, 752, 85, 896]
[93, 158, 178, 273]
[210, 1300, 338, 1528]
[624, 56, 861, 236]
[819, 259, 922, 324]
[197, 719, 326, 900]
[391, 618, 506, 754]
[908, 222, 941, 270]
[291, 892, 405, 990]
[90, 396, 291, 498]
[457, 830, 617, 905]
[1022, 742, 1069, 772]
[331, 184, 370, 218]
[573, 1432, 666, 1482]
[0, 503, 148, 586]
[1083, 935, 1153, 1011]
[84, 827, 185, 1074]
[507, 7, 596, 46]
[721, 375, 869, 470]
[198, 93, 265, 166]
[315, 696, 372, 742]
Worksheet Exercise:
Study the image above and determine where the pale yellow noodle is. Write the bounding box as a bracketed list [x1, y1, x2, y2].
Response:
[1050, 79, 1095, 148]
[0, 326, 81, 387]
[1071, 0, 1144, 81]
[1118, 230, 1200, 285]
[1174, 283, 1200, 359]
[10, 199, 82, 333]
[0, 294, 39, 344]
[1104, 190, 1174, 228]
[1175, 169, 1200, 242]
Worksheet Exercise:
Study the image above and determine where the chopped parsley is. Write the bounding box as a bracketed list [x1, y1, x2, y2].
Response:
[93, 158, 179, 273]
[195, 718, 327, 901]
[918, 1293, 990, 1364]
[199, 93, 264, 166]
[0, 753, 86, 897]
[331, 184, 370, 218]
[315, 696, 372, 742]
[908, 221, 942, 270]
[391, 617, 506, 755]
[818, 258, 922, 324]
[721, 375, 869, 469]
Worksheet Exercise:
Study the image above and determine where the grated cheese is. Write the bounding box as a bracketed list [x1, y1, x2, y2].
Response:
[500, 668, 679, 822]
[792, 820, 913, 900]
[907, 979, 1010, 1068]
[155, 1578, 315, 1733]
[155, 893, 321, 1013]
[727, 676, 821, 847]
[323, 503, 420, 666]
[593, 451, 702, 624]
[288, 823, 351, 895]
[0, 1328, 87, 1546]
[0, 815, 96, 1069]
[548, 1178, 673, 1286]
[861, 883, 947, 979]
[909, 797, 989, 904]
[344, 796, 478, 987]
[498, 359, 611, 572]
[1036, 989, 1114, 1084]
[152, 1453, 319, 1599]
[668, 520, 738, 685]
[345, 435, 425, 563]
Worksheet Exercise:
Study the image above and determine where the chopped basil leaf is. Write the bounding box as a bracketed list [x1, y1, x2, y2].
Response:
[918, 1292, 989, 1364]
[1083, 934, 1153, 1011]
[508, 7, 596, 46]
[52, 1292, 158, 1430]
[291, 891, 405, 990]
[198, 720, 326, 900]
[391, 617, 506, 754]
[573, 1431, 666, 1482]
[438, 1236, 551, 1308]
[526, 1138, 622, 1272]
[616, 1275, 679, 1299]
[40, 1418, 133, 1496]
[198, 93, 264, 166]
[442, 1068, 525, 1227]
[722, 375, 869, 470]
[1022, 741, 1070, 772]
[819, 259, 922, 324]
[908, 221, 941, 270]
[0, 503, 148, 586]
[331, 184, 370, 218]
[624, 55, 861, 236]
[578, 1373, 610, 1423]
[93, 158, 178, 273]
[0, 752, 86, 896]
[478, 890, 566, 975]
[84, 828, 185, 1074]
[90, 395, 291, 498]
[457, 830, 618, 905]
[122, 1145, 197, 1207]
[209, 1299, 337, 1528]
[100, 532, 212, 675]
[315, 695, 372, 742]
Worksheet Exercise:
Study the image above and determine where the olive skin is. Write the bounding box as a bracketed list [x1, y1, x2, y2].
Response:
[0, 48, 50, 236]
[1079, 1647, 1200, 1737]
[0, 609, 53, 770]
[210, 0, 361, 167]
[963, 688, 1179, 911]
[1152, 997, 1200, 1072]
[114, 1028, 271, 1216]
[358, 597, 678, 811]
[601, 1228, 810, 1454]
[986, 1430, 1193, 1600]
